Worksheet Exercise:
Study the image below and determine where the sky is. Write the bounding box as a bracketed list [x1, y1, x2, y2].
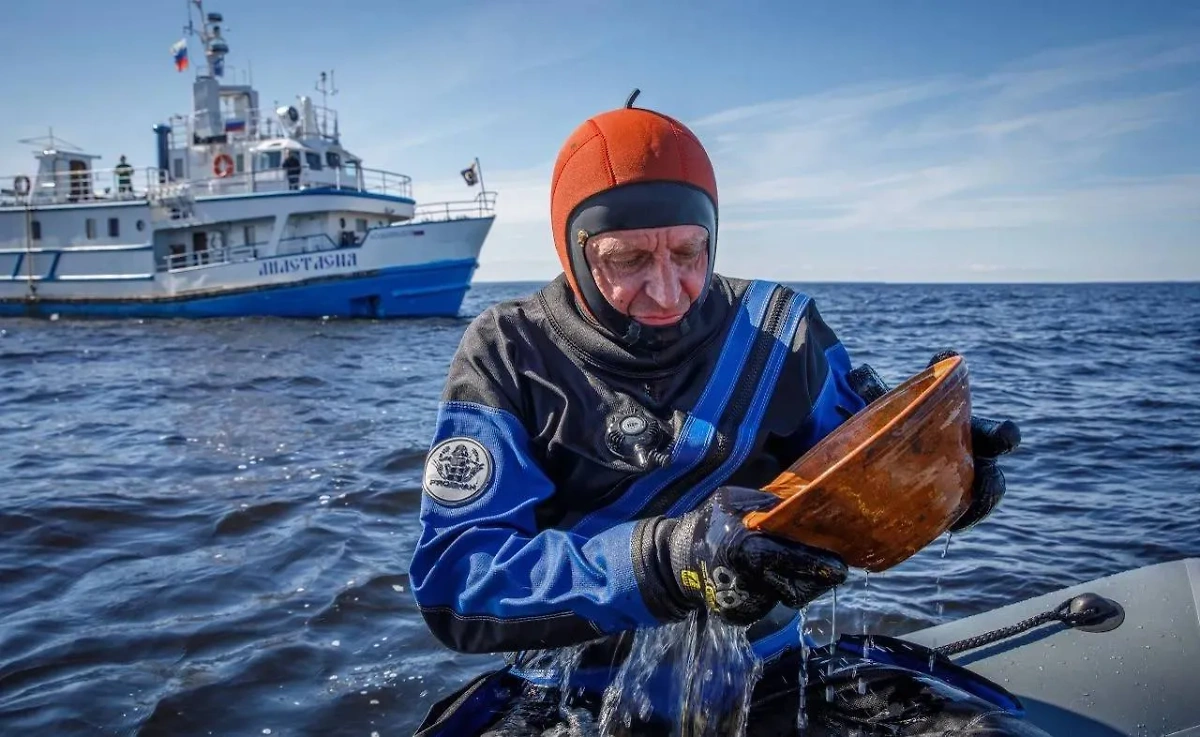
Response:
[1, 0, 1197, 283]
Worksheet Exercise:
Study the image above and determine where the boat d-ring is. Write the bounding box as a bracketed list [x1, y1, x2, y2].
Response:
[13, 175, 30, 196]
[934, 591, 1126, 656]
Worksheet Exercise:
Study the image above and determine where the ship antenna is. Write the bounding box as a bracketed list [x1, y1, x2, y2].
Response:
[182, 0, 195, 39]
[315, 70, 339, 137]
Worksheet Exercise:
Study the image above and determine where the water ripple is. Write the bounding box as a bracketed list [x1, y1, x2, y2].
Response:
[1, 281, 1198, 734]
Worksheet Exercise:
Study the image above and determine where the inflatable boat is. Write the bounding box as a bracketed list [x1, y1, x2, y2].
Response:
[415, 557, 1200, 736]
[903, 556, 1200, 737]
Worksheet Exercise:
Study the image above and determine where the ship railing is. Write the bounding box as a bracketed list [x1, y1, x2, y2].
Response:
[277, 233, 345, 255]
[150, 164, 413, 200]
[166, 241, 267, 272]
[1, 167, 168, 207]
[166, 110, 269, 148]
[410, 191, 498, 223]
[353, 167, 413, 199]
[166, 103, 341, 146]
[164, 233, 351, 272]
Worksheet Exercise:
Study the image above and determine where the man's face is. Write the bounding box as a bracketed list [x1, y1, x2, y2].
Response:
[584, 224, 709, 327]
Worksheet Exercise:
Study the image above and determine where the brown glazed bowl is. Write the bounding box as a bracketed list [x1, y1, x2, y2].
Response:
[743, 354, 975, 572]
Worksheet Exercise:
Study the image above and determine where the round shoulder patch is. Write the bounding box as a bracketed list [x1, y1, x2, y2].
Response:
[423, 437, 494, 505]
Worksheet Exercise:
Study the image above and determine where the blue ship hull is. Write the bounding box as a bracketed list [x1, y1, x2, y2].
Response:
[0, 258, 478, 319]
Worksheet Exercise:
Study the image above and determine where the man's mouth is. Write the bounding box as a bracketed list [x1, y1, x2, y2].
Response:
[634, 313, 685, 326]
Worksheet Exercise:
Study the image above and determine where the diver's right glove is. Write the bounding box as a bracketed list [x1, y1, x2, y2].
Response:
[633, 486, 849, 627]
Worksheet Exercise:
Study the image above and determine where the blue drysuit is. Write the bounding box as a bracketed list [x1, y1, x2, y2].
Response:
[409, 274, 866, 657]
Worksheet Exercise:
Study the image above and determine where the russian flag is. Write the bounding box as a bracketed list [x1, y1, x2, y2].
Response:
[171, 39, 188, 72]
[224, 119, 246, 133]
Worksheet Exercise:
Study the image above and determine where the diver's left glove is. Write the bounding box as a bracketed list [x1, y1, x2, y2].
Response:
[633, 486, 848, 627]
[951, 413, 1021, 531]
[847, 350, 1022, 533]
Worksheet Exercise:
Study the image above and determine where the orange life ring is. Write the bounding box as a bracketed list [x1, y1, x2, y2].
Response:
[13, 175, 30, 195]
[213, 154, 235, 178]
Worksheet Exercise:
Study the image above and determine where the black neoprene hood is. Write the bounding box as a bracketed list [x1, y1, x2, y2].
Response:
[565, 180, 719, 352]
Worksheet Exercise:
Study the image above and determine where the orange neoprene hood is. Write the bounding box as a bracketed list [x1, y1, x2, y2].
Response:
[549, 90, 719, 348]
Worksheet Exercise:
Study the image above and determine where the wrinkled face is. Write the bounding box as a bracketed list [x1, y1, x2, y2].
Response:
[584, 224, 709, 327]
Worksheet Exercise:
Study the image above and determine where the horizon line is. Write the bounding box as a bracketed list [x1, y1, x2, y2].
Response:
[472, 277, 1200, 286]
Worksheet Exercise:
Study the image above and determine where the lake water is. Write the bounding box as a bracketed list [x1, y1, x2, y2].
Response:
[2, 280, 1197, 735]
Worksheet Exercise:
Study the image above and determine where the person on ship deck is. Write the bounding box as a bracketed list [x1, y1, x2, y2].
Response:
[283, 150, 301, 191]
[408, 92, 1039, 736]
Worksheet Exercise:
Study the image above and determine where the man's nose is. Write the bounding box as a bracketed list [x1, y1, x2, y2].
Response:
[642, 254, 681, 307]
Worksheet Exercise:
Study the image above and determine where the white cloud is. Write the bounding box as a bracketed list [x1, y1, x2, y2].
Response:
[697, 34, 1200, 242]
[385, 28, 1199, 282]
[350, 112, 511, 166]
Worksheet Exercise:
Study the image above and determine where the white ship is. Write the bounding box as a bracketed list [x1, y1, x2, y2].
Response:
[0, 3, 496, 319]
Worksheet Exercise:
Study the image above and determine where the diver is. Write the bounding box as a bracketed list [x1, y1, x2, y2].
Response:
[115, 155, 134, 195]
[409, 93, 1038, 736]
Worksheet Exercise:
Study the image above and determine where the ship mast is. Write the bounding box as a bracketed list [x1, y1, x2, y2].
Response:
[180, 0, 233, 144]
[315, 70, 339, 140]
[183, 0, 229, 80]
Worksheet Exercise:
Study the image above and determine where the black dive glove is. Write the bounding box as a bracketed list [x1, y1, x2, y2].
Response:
[846, 350, 1022, 533]
[634, 486, 849, 627]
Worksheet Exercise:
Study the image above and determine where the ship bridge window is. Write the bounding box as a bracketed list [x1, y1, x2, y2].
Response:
[326, 152, 341, 168]
[262, 151, 281, 169]
[305, 152, 322, 170]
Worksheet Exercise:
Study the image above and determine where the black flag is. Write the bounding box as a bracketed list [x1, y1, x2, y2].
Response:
[461, 162, 478, 186]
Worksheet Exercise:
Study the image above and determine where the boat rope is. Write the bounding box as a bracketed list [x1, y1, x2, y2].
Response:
[934, 592, 1124, 657]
